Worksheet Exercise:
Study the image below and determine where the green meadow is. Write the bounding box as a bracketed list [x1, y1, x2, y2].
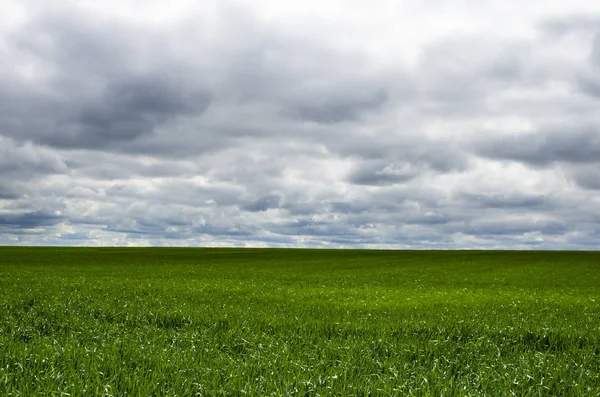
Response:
[0, 247, 599, 396]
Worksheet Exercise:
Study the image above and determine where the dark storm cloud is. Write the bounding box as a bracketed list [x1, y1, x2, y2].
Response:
[458, 192, 551, 209]
[0, 211, 64, 229]
[60, 75, 211, 147]
[473, 127, 600, 166]
[0, 5, 397, 160]
[2, 8, 212, 151]
[242, 195, 282, 212]
[0, 185, 20, 200]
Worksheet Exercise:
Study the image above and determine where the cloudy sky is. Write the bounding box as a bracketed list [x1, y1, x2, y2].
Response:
[1, 0, 600, 248]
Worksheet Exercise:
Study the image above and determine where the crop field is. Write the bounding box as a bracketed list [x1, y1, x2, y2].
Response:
[0, 248, 599, 396]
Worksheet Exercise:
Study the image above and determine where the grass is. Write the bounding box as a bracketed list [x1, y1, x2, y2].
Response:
[0, 247, 599, 396]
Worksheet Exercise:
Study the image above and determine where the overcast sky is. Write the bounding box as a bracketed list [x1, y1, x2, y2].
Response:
[1, 0, 600, 248]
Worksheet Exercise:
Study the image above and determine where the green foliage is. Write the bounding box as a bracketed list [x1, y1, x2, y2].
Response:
[1, 248, 599, 396]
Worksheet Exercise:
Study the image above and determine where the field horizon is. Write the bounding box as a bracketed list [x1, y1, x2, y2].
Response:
[1, 247, 599, 395]
[2, 246, 599, 251]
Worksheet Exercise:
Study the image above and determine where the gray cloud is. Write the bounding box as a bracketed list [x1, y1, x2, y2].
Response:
[540, 16, 600, 36]
[242, 195, 282, 212]
[577, 33, 600, 98]
[347, 161, 417, 186]
[570, 164, 600, 190]
[61, 75, 211, 147]
[289, 88, 388, 124]
[2, 8, 212, 151]
[463, 218, 568, 237]
[578, 75, 600, 98]
[1, 1, 600, 248]
[413, 37, 528, 116]
[594, 33, 600, 66]
[473, 126, 600, 166]
[458, 193, 552, 209]
[0, 137, 68, 202]
[0, 185, 20, 200]
[0, 138, 67, 177]
[0, 211, 64, 229]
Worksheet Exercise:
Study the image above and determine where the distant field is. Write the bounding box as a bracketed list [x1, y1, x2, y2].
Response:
[1, 248, 599, 396]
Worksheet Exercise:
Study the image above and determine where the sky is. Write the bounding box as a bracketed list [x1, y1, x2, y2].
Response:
[1, 0, 600, 249]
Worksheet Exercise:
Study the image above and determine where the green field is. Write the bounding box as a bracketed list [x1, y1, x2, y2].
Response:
[1, 248, 599, 396]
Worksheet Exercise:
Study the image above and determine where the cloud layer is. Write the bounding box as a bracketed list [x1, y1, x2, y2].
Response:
[1, 0, 600, 248]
